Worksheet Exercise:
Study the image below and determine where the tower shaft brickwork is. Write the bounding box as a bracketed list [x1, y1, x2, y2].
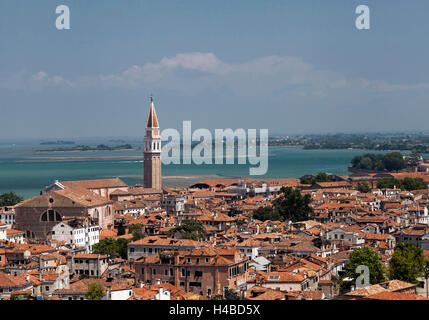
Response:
[143, 98, 162, 190]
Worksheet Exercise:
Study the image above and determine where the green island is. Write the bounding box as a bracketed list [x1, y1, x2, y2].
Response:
[268, 133, 429, 152]
[37, 144, 134, 152]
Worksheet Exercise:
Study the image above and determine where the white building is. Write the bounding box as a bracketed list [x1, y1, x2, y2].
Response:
[228, 183, 282, 198]
[326, 228, 365, 246]
[155, 287, 171, 300]
[51, 222, 100, 253]
[0, 223, 7, 241]
[104, 288, 134, 300]
[161, 194, 185, 215]
[0, 207, 15, 226]
[6, 229, 25, 243]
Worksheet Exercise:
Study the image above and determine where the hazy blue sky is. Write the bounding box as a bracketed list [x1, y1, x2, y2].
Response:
[1, 0, 428, 140]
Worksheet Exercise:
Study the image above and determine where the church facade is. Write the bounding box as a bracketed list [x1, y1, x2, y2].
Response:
[143, 98, 162, 190]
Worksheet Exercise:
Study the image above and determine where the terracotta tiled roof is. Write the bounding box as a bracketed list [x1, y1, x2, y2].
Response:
[60, 178, 128, 189]
[365, 291, 429, 300]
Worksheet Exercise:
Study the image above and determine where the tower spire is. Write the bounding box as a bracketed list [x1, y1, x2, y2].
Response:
[146, 97, 159, 128]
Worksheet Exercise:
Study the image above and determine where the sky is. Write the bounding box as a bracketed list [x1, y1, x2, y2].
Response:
[1, 0, 429, 140]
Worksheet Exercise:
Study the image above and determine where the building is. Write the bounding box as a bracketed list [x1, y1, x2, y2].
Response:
[128, 236, 202, 261]
[0, 273, 34, 299]
[161, 193, 185, 215]
[50, 221, 100, 253]
[0, 207, 15, 226]
[144, 97, 162, 190]
[67, 253, 109, 277]
[46, 178, 129, 200]
[6, 229, 25, 244]
[15, 188, 114, 240]
[53, 278, 134, 300]
[0, 223, 6, 241]
[134, 247, 249, 298]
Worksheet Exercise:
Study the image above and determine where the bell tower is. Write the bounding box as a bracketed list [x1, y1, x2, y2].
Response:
[144, 97, 162, 190]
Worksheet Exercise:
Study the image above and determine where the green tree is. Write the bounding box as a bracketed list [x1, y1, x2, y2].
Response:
[402, 177, 426, 191]
[252, 206, 282, 222]
[85, 283, 105, 300]
[389, 242, 424, 284]
[168, 220, 206, 241]
[272, 187, 314, 222]
[383, 152, 406, 171]
[300, 172, 330, 185]
[377, 177, 404, 190]
[117, 223, 125, 236]
[377, 177, 427, 191]
[357, 182, 371, 193]
[132, 230, 144, 241]
[116, 238, 129, 259]
[351, 152, 405, 172]
[129, 224, 144, 241]
[254, 187, 314, 222]
[345, 247, 386, 285]
[92, 238, 118, 256]
[405, 153, 422, 168]
[0, 192, 23, 206]
[92, 238, 129, 259]
[314, 172, 330, 182]
[128, 224, 144, 234]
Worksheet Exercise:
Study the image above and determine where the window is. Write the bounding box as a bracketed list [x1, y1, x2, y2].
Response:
[189, 282, 201, 287]
[48, 210, 55, 221]
[164, 269, 168, 276]
[40, 210, 62, 222]
[195, 271, 203, 277]
[205, 258, 209, 263]
[152, 269, 156, 275]
[196, 258, 200, 264]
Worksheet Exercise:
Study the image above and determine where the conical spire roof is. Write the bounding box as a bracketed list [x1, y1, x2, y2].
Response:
[146, 97, 159, 128]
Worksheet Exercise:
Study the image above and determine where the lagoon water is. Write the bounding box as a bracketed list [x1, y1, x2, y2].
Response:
[0, 141, 411, 199]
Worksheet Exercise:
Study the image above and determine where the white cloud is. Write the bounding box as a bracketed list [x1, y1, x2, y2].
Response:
[2, 52, 429, 99]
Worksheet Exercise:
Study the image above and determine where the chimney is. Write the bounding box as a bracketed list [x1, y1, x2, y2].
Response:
[26, 274, 30, 282]
[173, 252, 180, 265]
